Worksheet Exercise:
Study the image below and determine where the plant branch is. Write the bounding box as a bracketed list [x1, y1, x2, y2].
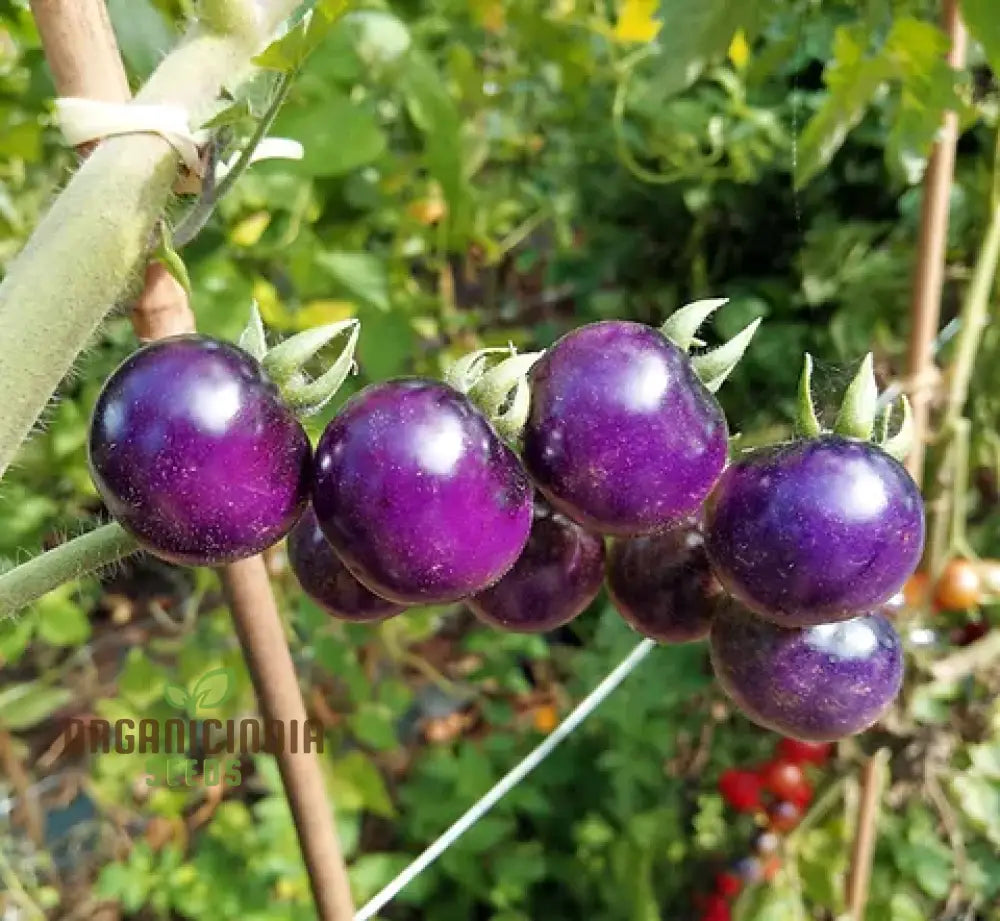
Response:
[0, 522, 139, 618]
[0, 0, 302, 479]
[173, 68, 295, 247]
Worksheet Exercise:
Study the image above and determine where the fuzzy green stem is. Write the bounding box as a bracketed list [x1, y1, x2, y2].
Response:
[0, 0, 302, 479]
[0, 522, 139, 618]
[943, 200, 1000, 429]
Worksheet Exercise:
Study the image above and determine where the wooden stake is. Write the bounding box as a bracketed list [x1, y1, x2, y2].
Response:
[29, 3, 355, 918]
[846, 3, 967, 919]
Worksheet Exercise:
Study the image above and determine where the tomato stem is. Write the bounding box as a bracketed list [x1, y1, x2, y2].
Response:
[0, 522, 139, 618]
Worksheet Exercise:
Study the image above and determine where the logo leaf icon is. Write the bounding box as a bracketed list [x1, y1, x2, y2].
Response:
[163, 684, 191, 710]
[192, 667, 233, 710]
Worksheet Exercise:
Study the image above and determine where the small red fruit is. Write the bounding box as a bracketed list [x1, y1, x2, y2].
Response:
[768, 800, 803, 833]
[934, 558, 982, 611]
[903, 571, 930, 609]
[759, 759, 812, 805]
[761, 855, 782, 881]
[699, 894, 732, 921]
[776, 738, 832, 766]
[718, 769, 763, 813]
[714, 871, 742, 899]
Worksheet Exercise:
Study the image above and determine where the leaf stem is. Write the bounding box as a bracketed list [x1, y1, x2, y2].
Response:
[0, 522, 139, 618]
[173, 68, 296, 247]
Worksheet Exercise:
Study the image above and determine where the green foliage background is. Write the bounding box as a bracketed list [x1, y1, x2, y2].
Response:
[2, 0, 1000, 919]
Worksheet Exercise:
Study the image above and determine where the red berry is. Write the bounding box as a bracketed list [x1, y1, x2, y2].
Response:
[768, 800, 803, 833]
[714, 871, 742, 899]
[776, 738, 832, 766]
[700, 894, 732, 921]
[762, 855, 782, 881]
[718, 769, 763, 813]
[759, 759, 812, 806]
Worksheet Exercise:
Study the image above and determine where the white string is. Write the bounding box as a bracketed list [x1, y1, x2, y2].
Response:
[355, 637, 657, 921]
[55, 98, 207, 172]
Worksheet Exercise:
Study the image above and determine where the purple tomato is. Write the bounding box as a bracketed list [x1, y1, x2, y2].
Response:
[312, 379, 532, 604]
[522, 321, 728, 536]
[468, 501, 605, 632]
[705, 435, 924, 626]
[89, 336, 311, 566]
[709, 604, 903, 741]
[288, 508, 406, 622]
[606, 518, 724, 642]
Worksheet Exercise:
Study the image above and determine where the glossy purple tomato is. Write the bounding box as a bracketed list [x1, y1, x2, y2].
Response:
[607, 518, 724, 642]
[313, 379, 533, 604]
[705, 436, 924, 626]
[522, 321, 728, 536]
[288, 508, 406, 622]
[89, 336, 311, 566]
[468, 501, 605, 632]
[709, 604, 903, 741]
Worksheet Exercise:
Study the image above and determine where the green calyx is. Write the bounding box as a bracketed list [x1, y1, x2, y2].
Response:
[445, 345, 544, 441]
[795, 351, 914, 462]
[661, 298, 762, 393]
[240, 303, 360, 416]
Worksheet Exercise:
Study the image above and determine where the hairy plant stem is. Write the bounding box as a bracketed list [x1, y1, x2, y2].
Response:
[0, 0, 301, 478]
[0, 522, 138, 618]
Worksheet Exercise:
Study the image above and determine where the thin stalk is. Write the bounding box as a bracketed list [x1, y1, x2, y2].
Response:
[173, 68, 295, 247]
[0, 522, 139, 618]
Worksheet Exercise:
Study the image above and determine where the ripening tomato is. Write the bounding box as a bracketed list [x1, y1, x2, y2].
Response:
[776, 738, 832, 766]
[714, 871, 742, 899]
[761, 855, 782, 881]
[718, 769, 763, 813]
[934, 559, 983, 611]
[699, 894, 732, 921]
[903, 571, 930, 609]
[759, 760, 812, 806]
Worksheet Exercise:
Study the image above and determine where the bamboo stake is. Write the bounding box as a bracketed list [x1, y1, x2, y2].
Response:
[845, 3, 967, 918]
[28, 4, 355, 918]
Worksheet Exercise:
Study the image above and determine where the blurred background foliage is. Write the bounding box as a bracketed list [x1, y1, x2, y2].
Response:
[2, 0, 1000, 918]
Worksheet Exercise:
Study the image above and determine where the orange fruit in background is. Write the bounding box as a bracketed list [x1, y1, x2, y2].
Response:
[903, 571, 930, 609]
[934, 558, 982, 611]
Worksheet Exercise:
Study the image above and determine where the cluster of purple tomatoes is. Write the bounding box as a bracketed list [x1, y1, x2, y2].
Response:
[88, 314, 925, 742]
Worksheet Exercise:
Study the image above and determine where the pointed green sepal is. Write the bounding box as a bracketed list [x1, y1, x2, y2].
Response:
[491, 379, 532, 441]
[795, 353, 822, 438]
[466, 351, 543, 439]
[279, 320, 360, 416]
[444, 347, 510, 395]
[691, 317, 762, 393]
[881, 394, 914, 463]
[262, 319, 358, 384]
[661, 297, 729, 352]
[238, 302, 268, 361]
[833, 352, 878, 440]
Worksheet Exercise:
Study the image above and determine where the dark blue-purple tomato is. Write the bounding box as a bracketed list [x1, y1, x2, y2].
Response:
[710, 603, 903, 741]
[468, 501, 605, 632]
[312, 379, 533, 604]
[705, 435, 924, 627]
[522, 321, 728, 536]
[288, 508, 406, 622]
[606, 518, 724, 643]
[88, 336, 311, 566]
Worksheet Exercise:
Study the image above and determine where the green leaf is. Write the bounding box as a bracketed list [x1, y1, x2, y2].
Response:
[401, 52, 472, 246]
[273, 93, 385, 177]
[254, 0, 352, 72]
[315, 252, 389, 310]
[964, 0, 1000, 76]
[654, 0, 759, 98]
[795, 24, 895, 188]
[0, 680, 72, 731]
[106, 0, 174, 79]
[950, 774, 1000, 847]
[328, 751, 396, 818]
[890, 892, 926, 921]
[192, 666, 234, 710]
[35, 590, 90, 646]
[349, 853, 411, 905]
